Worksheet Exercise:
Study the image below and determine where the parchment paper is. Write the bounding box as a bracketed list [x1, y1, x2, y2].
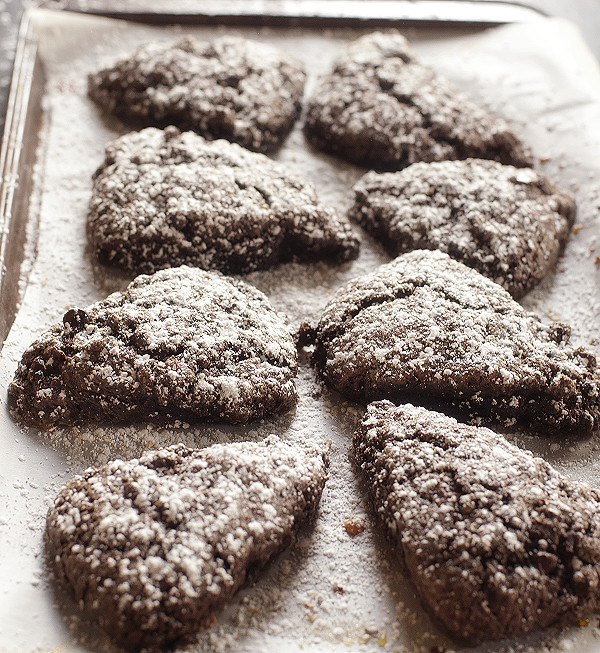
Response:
[2, 9, 600, 653]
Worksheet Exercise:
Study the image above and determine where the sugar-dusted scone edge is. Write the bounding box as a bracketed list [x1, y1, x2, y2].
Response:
[88, 126, 359, 275]
[47, 436, 329, 651]
[307, 249, 600, 432]
[88, 35, 306, 153]
[9, 266, 298, 427]
[353, 401, 600, 644]
[304, 31, 532, 169]
[349, 159, 576, 298]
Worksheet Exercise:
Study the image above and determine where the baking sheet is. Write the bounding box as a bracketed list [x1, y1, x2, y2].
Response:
[3, 8, 600, 653]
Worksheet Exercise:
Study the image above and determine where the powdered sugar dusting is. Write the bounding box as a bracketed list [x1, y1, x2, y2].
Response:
[310, 249, 600, 433]
[354, 401, 600, 644]
[47, 436, 328, 650]
[88, 35, 306, 153]
[3, 12, 600, 653]
[9, 266, 299, 427]
[304, 31, 532, 169]
[350, 159, 575, 298]
[88, 126, 358, 274]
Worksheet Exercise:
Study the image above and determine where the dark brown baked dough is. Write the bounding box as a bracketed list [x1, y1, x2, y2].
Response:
[304, 31, 532, 169]
[9, 266, 297, 427]
[353, 401, 600, 644]
[88, 127, 359, 274]
[47, 437, 328, 651]
[88, 36, 305, 153]
[305, 249, 600, 432]
[350, 159, 576, 298]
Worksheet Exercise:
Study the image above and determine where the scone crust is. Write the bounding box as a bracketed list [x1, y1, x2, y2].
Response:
[310, 249, 600, 432]
[350, 159, 575, 297]
[88, 127, 359, 274]
[88, 36, 306, 153]
[9, 266, 298, 427]
[47, 437, 328, 651]
[304, 31, 531, 169]
[353, 401, 600, 644]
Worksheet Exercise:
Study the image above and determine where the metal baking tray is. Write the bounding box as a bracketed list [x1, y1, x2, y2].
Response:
[4, 4, 600, 653]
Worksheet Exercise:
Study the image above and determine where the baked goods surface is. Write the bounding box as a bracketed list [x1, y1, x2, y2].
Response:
[8, 22, 600, 653]
[304, 249, 600, 432]
[304, 31, 532, 169]
[46, 437, 328, 651]
[88, 35, 306, 152]
[350, 159, 576, 298]
[353, 401, 600, 644]
[9, 266, 298, 427]
[88, 126, 359, 274]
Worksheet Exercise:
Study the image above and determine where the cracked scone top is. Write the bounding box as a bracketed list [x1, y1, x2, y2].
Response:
[304, 31, 531, 169]
[353, 401, 600, 644]
[306, 249, 600, 432]
[350, 159, 576, 298]
[88, 35, 306, 152]
[46, 437, 329, 651]
[88, 127, 359, 274]
[9, 266, 298, 427]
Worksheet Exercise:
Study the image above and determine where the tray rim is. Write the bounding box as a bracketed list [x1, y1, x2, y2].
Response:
[0, 10, 42, 350]
[37, 0, 549, 25]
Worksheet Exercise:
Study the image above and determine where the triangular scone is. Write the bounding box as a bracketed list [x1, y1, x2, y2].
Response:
[350, 159, 576, 298]
[306, 249, 600, 432]
[88, 127, 359, 274]
[353, 401, 600, 645]
[88, 36, 305, 153]
[304, 31, 531, 169]
[47, 437, 328, 651]
[9, 266, 297, 427]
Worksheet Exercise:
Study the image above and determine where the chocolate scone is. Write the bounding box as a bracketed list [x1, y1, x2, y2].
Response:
[47, 437, 328, 651]
[88, 127, 359, 274]
[9, 266, 297, 427]
[353, 401, 600, 644]
[305, 249, 600, 432]
[88, 35, 305, 152]
[350, 159, 576, 298]
[304, 31, 531, 169]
